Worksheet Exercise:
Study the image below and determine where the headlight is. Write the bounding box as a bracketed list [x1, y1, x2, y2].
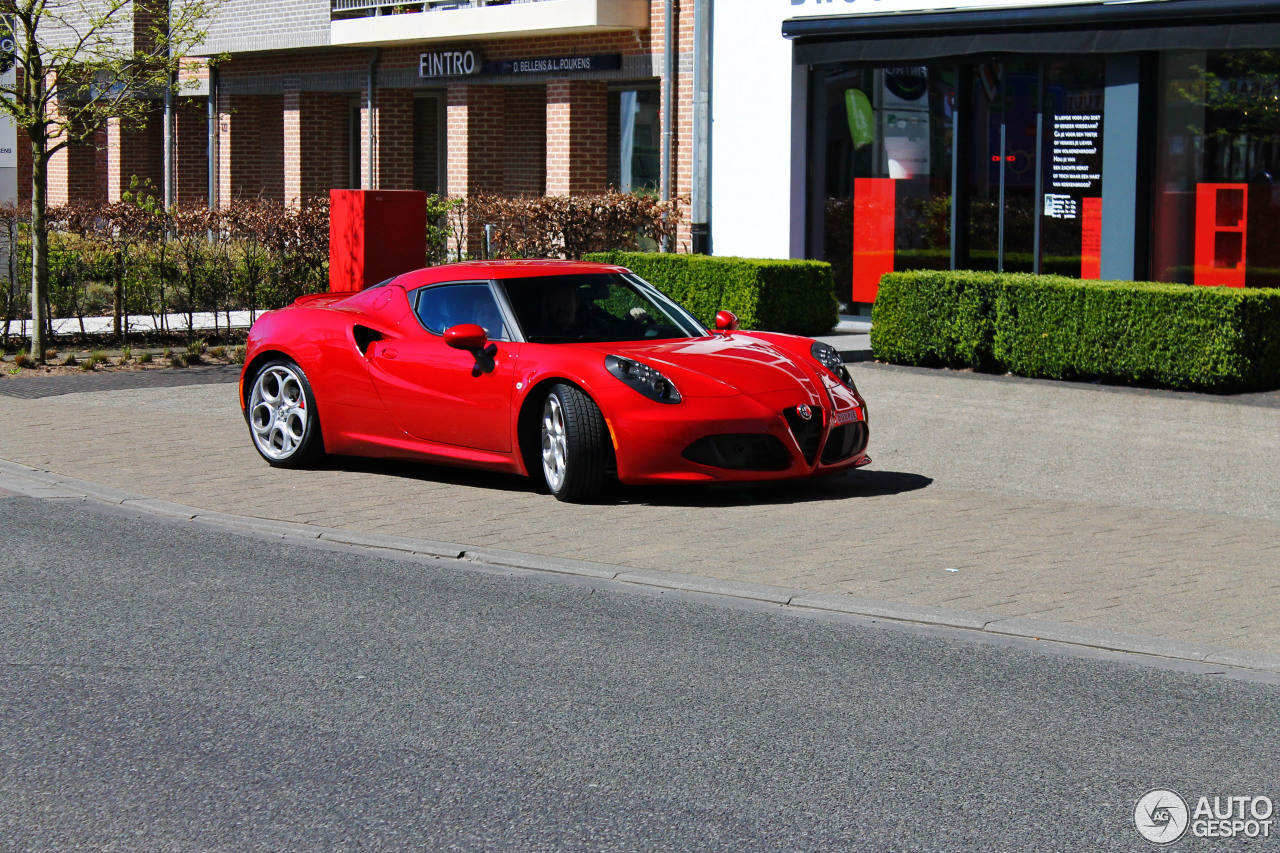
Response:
[811, 341, 858, 391]
[605, 355, 682, 404]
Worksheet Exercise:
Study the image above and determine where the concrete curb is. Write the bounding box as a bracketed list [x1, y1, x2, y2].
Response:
[5, 457, 1280, 675]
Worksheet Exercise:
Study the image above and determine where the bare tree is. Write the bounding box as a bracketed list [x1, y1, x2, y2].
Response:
[0, 0, 215, 362]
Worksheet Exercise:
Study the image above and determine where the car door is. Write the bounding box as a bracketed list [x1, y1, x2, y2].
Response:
[365, 281, 518, 453]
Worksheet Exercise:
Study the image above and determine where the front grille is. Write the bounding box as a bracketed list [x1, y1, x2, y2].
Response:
[783, 407, 823, 466]
[821, 422, 868, 465]
[683, 434, 791, 471]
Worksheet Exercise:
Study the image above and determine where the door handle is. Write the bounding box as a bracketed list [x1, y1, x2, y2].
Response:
[382, 347, 398, 360]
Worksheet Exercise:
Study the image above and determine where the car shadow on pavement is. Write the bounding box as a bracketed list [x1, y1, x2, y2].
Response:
[319, 455, 931, 507]
[611, 469, 933, 508]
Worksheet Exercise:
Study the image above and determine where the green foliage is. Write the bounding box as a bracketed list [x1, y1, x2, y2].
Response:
[585, 251, 839, 336]
[871, 270, 1280, 391]
[137, 351, 153, 364]
[425, 194, 463, 265]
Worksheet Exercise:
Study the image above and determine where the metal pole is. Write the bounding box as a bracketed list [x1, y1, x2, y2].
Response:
[660, 0, 674, 250]
[207, 65, 217, 209]
[690, 0, 712, 254]
[367, 49, 380, 190]
[164, 73, 174, 209]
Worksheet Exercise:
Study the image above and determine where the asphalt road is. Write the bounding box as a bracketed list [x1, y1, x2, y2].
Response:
[3, 494, 1280, 852]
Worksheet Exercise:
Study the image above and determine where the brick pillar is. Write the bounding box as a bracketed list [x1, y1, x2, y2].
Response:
[107, 105, 164, 202]
[258, 95, 284, 202]
[285, 92, 348, 204]
[217, 93, 283, 205]
[503, 86, 545, 196]
[375, 89, 414, 190]
[173, 97, 208, 206]
[303, 93, 350, 199]
[446, 84, 503, 197]
[445, 84, 504, 256]
[545, 79, 607, 197]
[47, 115, 106, 206]
[47, 142, 100, 206]
[284, 90, 302, 206]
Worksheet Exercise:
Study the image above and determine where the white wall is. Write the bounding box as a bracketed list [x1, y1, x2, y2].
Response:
[708, 0, 1155, 259]
[709, 0, 799, 259]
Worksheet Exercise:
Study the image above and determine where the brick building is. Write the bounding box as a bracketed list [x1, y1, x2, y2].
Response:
[44, 0, 706, 250]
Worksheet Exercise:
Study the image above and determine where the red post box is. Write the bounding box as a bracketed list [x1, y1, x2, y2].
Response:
[329, 189, 428, 293]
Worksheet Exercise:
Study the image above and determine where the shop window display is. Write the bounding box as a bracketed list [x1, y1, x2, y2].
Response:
[817, 65, 956, 306]
[815, 58, 1106, 306]
[1153, 50, 1280, 288]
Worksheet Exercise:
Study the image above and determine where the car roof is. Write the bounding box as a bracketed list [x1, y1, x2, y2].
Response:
[394, 260, 630, 289]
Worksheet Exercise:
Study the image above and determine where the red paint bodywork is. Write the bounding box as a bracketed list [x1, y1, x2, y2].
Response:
[240, 260, 870, 485]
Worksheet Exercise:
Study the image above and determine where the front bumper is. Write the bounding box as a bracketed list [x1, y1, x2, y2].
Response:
[603, 386, 870, 485]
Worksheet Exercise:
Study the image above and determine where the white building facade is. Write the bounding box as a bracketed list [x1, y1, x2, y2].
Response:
[711, 0, 1280, 309]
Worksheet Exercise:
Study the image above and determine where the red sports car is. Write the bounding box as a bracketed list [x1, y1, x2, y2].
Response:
[239, 260, 870, 501]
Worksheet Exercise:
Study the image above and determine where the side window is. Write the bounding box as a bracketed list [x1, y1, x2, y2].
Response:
[415, 283, 508, 341]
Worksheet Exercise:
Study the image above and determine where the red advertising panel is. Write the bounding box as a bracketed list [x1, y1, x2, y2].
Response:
[1193, 183, 1247, 288]
[1080, 197, 1102, 280]
[329, 190, 428, 293]
[852, 178, 896, 303]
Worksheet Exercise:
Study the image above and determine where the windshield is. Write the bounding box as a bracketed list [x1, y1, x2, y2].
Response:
[502, 274, 707, 343]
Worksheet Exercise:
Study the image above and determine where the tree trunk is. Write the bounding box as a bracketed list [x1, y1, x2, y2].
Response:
[29, 145, 49, 364]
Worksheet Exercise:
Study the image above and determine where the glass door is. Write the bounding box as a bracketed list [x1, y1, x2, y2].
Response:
[960, 61, 1041, 272]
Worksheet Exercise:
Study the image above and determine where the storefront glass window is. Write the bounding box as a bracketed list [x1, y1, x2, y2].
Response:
[1039, 59, 1106, 277]
[1153, 50, 1280, 288]
[814, 57, 1113, 305]
[818, 66, 956, 306]
[608, 89, 660, 193]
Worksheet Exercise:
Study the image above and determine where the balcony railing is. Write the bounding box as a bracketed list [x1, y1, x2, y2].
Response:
[332, 0, 545, 20]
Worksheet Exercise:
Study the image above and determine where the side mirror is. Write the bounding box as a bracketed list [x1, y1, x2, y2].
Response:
[715, 310, 740, 332]
[444, 323, 488, 351]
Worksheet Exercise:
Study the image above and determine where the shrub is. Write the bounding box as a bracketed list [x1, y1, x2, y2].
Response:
[461, 192, 680, 260]
[210, 345, 226, 359]
[138, 351, 153, 364]
[871, 270, 1280, 392]
[585, 251, 839, 336]
[13, 350, 32, 368]
[120, 347, 132, 363]
[61, 352, 78, 366]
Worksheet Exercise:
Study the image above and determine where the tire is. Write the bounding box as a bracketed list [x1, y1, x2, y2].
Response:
[540, 383, 608, 502]
[246, 358, 324, 468]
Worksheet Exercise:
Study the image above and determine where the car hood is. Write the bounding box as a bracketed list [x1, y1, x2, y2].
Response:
[599, 334, 823, 399]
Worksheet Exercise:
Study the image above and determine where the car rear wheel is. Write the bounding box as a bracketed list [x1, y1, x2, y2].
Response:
[540, 383, 607, 502]
[248, 358, 323, 468]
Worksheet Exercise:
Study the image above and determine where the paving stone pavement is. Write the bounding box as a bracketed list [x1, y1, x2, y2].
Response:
[1, 362, 1278, 655]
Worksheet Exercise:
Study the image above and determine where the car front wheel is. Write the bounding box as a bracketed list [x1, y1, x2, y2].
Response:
[540, 383, 607, 502]
[247, 358, 323, 468]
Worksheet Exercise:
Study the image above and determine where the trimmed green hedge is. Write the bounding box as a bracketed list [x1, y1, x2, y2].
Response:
[585, 251, 839, 336]
[871, 270, 1280, 392]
